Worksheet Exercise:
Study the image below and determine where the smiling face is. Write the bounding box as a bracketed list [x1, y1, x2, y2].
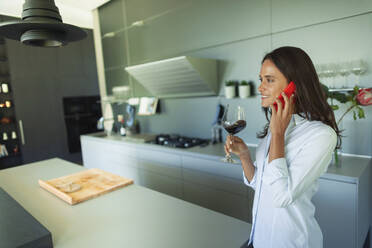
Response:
[258, 59, 289, 108]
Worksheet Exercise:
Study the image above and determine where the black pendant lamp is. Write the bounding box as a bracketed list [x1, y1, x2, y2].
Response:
[0, 0, 87, 47]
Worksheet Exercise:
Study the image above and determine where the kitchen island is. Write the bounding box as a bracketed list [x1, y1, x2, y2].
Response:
[0, 158, 251, 248]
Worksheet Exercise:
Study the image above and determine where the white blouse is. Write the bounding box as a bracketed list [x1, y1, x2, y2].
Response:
[244, 114, 337, 248]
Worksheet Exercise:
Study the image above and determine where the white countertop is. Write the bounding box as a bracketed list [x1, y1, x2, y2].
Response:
[0, 158, 251, 248]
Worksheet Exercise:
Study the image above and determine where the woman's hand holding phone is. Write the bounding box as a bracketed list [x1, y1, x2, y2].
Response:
[270, 83, 296, 137]
[273, 81, 296, 111]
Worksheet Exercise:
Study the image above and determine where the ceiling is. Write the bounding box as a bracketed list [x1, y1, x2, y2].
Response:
[0, 0, 111, 29]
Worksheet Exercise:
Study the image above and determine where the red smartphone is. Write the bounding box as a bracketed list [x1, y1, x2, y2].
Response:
[273, 81, 296, 111]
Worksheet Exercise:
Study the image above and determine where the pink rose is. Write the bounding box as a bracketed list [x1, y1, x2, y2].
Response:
[357, 88, 372, 106]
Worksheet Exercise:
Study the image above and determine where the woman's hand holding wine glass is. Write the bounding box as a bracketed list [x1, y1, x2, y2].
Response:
[224, 135, 250, 156]
[222, 105, 248, 163]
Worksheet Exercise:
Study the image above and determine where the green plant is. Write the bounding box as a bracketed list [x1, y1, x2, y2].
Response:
[240, 80, 249, 86]
[321, 84, 367, 125]
[322, 84, 372, 166]
[225, 80, 238, 87]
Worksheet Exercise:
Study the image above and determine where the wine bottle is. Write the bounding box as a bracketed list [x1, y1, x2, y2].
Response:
[117, 114, 126, 136]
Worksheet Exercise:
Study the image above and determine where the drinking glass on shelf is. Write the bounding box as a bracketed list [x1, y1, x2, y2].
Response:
[351, 60, 367, 85]
[325, 63, 338, 88]
[337, 62, 352, 88]
[318, 64, 334, 88]
[221, 104, 246, 164]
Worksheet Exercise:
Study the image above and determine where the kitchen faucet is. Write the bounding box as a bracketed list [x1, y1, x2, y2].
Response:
[97, 117, 114, 134]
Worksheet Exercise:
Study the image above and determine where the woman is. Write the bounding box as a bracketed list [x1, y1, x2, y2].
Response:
[225, 46, 341, 248]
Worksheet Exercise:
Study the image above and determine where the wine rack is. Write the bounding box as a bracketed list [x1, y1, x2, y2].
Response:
[0, 38, 22, 169]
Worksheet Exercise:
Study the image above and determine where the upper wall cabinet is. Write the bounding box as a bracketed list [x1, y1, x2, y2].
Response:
[271, 0, 372, 32]
[101, 31, 128, 69]
[125, 0, 271, 64]
[104, 68, 129, 95]
[99, 0, 125, 36]
[99, 0, 130, 95]
[271, 14, 372, 60]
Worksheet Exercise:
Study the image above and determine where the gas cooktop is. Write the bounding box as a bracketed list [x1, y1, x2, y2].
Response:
[148, 134, 209, 149]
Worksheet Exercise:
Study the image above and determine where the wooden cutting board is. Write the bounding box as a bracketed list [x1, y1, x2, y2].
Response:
[39, 168, 133, 205]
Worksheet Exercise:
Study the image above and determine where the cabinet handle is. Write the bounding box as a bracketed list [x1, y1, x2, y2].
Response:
[19, 120, 25, 145]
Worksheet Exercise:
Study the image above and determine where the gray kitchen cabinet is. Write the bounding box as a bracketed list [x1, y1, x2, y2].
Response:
[183, 180, 219, 211]
[137, 151, 183, 199]
[183, 177, 251, 222]
[137, 159, 182, 180]
[101, 31, 127, 69]
[98, 0, 125, 36]
[182, 167, 247, 197]
[82, 136, 183, 195]
[313, 178, 356, 248]
[313, 158, 372, 248]
[7, 41, 60, 164]
[81, 137, 141, 183]
[81, 135, 254, 222]
[102, 155, 140, 183]
[123, 0, 271, 65]
[271, 0, 372, 33]
[0, 36, 23, 169]
[97, 0, 134, 96]
[182, 156, 253, 222]
[182, 155, 245, 183]
[138, 168, 183, 199]
[96, 0, 272, 98]
[5, 30, 99, 165]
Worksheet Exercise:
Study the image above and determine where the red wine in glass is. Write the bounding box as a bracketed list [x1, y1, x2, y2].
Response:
[223, 120, 247, 135]
[221, 105, 246, 163]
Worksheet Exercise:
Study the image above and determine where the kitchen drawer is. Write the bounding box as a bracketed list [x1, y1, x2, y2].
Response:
[83, 138, 138, 159]
[103, 141, 138, 159]
[183, 181, 217, 211]
[182, 156, 244, 180]
[137, 159, 182, 179]
[104, 156, 140, 183]
[138, 168, 183, 199]
[103, 149, 139, 169]
[82, 140, 119, 169]
[139, 149, 181, 167]
[183, 168, 247, 197]
[213, 189, 251, 222]
[183, 181, 250, 222]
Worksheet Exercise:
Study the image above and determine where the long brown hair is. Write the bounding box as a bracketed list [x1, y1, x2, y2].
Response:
[257, 46, 341, 149]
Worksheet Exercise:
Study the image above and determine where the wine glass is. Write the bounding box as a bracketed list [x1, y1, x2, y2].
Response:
[221, 104, 246, 163]
[337, 62, 352, 88]
[351, 60, 367, 85]
[317, 64, 330, 87]
[324, 63, 338, 88]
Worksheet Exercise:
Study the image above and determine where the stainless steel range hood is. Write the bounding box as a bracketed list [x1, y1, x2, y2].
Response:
[125, 56, 218, 98]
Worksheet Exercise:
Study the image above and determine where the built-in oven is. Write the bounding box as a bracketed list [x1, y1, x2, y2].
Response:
[63, 96, 101, 153]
